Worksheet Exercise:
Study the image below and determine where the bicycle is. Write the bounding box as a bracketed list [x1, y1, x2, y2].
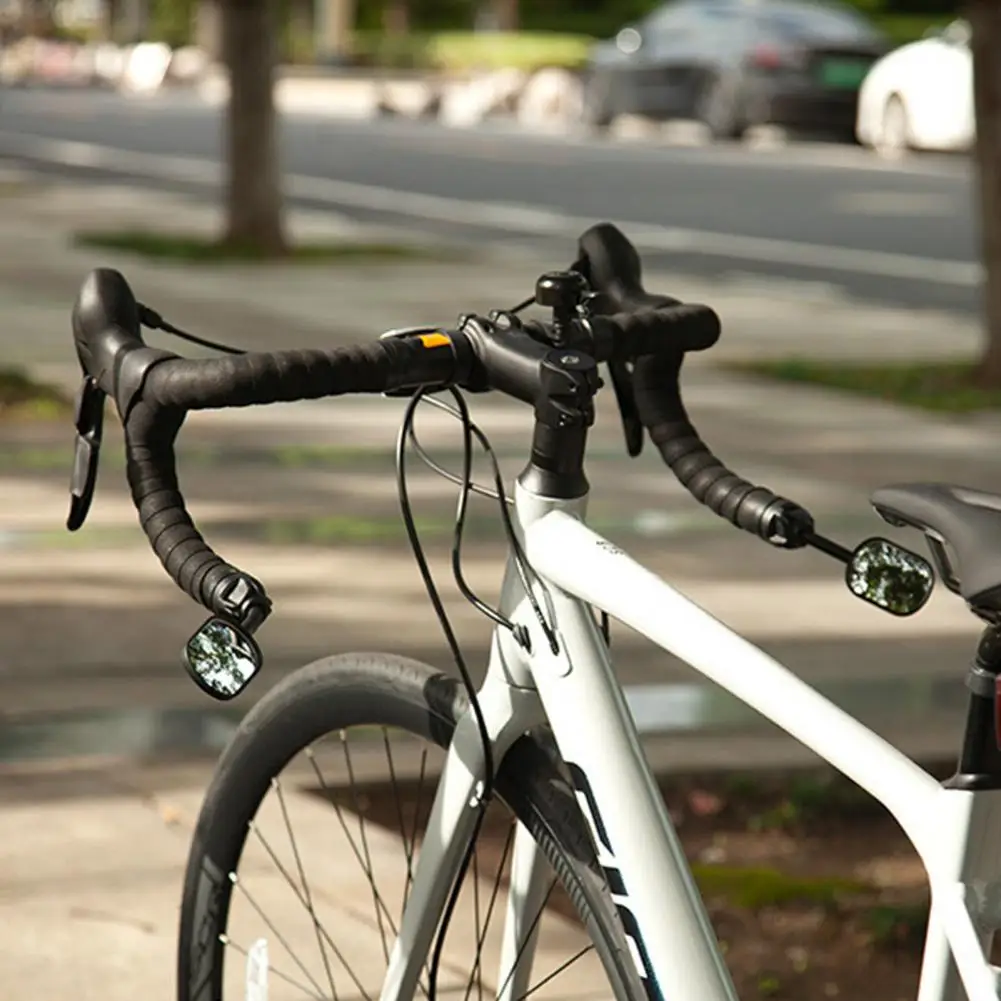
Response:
[64, 222, 1001, 1001]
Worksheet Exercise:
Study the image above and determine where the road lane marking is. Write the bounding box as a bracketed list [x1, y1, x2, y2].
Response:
[834, 190, 960, 216]
[0, 130, 981, 288]
[1, 85, 970, 178]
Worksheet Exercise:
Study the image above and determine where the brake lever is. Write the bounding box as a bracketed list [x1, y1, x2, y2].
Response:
[573, 288, 644, 458]
[67, 375, 106, 531]
[608, 360, 644, 458]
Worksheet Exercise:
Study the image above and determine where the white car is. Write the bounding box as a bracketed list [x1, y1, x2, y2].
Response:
[856, 19, 973, 156]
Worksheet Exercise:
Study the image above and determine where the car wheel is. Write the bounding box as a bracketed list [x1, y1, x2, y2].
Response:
[875, 94, 911, 159]
[581, 72, 614, 132]
[698, 74, 744, 141]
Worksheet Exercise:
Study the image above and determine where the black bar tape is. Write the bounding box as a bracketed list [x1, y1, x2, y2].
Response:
[652, 418, 799, 542]
[632, 353, 813, 547]
[143, 337, 456, 412]
[123, 399, 259, 623]
[123, 335, 460, 623]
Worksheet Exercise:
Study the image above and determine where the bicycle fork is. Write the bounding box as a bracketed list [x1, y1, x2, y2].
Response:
[378, 637, 547, 1001]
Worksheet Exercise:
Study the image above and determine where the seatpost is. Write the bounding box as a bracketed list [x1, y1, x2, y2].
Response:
[946, 623, 1001, 790]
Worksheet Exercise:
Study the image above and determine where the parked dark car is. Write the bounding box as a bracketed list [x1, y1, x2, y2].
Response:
[582, 0, 890, 139]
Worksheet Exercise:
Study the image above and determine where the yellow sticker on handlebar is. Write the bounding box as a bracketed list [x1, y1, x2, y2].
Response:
[418, 332, 450, 349]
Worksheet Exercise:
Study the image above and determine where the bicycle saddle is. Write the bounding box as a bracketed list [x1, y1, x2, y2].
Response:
[871, 483, 1001, 612]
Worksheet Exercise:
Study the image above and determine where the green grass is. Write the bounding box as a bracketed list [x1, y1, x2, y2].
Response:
[756, 976, 782, 998]
[261, 514, 449, 545]
[72, 230, 445, 265]
[272, 444, 390, 469]
[0, 368, 72, 422]
[873, 14, 950, 46]
[349, 29, 593, 71]
[691, 863, 867, 911]
[864, 902, 929, 950]
[426, 31, 593, 71]
[726, 359, 1001, 414]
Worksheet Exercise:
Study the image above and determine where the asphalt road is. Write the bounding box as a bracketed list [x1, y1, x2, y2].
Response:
[0, 86, 981, 313]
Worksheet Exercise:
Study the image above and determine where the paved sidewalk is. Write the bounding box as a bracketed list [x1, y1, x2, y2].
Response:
[0, 168, 993, 742]
[1, 754, 604, 1001]
[1, 166, 996, 1001]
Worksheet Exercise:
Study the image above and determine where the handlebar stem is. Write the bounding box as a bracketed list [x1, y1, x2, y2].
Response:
[522, 348, 602, 501]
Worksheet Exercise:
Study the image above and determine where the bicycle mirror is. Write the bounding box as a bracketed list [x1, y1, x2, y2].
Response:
[845, 537, 935, 617]
[182, 617, 263, 701]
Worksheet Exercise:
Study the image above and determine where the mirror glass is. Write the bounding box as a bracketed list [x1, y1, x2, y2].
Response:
[616, 27, 642, 54]
[183, 618, 262, 700]
[845, 537, 935, 616]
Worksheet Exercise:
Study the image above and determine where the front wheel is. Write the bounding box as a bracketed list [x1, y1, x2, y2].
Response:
[177, 652, 646, 1001]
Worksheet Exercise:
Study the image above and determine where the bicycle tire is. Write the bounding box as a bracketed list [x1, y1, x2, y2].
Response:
[177, 652, 647, 1001]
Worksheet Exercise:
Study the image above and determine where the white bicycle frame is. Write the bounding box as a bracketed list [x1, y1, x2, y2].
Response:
[379, 479, 1001, 1001]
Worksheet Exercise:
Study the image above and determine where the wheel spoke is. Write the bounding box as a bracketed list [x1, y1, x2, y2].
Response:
[494, 879, 558, 1001]
[515, 945, 596, 1001]
[340, 731, 393, 964]
[273, 777, 340, 1001]
[378, 732, 435, 998]
[304, 747, 402, 940]
[246, 821, 374, 1001]
[301, 748, 433, 1001]
[464, 819, 516, 1001]
[403, 747, 429, 913]
[471, 844, 484, 1001]
[383, 728, 414, 891]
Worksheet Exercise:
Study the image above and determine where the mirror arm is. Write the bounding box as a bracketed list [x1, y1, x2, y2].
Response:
[805, 532, 853, 564]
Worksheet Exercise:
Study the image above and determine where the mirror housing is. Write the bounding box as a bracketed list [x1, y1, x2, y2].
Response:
[183, 617, 263, 701]
[845, 537, 935, 617]
[615, 26, 642, 55]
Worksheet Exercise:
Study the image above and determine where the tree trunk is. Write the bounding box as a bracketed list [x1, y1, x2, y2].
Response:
[383, 0, 409, 36]
[315, 0, 356, 64]
[492, 0, 518, 32]
[102, 0, 120, 42]
[120, 0, 149, 44]
[23, 0, 55, 36]
[220, 0, 288, 254]
[197, 0, 223, 63]
[288, 0, 314, 60]
[969, 1, 1001, 385]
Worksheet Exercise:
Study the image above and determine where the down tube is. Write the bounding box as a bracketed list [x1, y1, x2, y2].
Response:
[524, 511, 943, 862]
[517, 578, 739, 1000]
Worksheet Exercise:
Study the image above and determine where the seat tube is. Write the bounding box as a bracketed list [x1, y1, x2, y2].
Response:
[920, 624, 1001, 1001]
